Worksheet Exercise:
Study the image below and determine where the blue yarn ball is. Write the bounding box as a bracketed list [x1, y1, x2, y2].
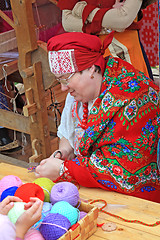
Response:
[50, 201, 79, 226]
[39, 213, 71, 240]
[0, 186, 18, 201]
[32, 202, 53, 230]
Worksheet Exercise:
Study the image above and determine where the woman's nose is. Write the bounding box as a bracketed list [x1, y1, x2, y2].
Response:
[61, 83, 69, 91]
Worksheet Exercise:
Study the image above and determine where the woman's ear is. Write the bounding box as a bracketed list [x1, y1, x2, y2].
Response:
[89, 65, 96, 77]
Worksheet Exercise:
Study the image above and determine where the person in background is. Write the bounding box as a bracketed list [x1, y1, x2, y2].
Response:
[0, 195, 43, 240]
[35, 32, 160, 203]
[57, 0, 157, 80]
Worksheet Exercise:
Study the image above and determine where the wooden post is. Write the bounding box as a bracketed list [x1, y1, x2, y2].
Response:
[9, 0, 52, 162]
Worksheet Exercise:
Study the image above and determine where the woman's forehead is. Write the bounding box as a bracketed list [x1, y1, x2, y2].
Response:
[54, 73, 70, 78]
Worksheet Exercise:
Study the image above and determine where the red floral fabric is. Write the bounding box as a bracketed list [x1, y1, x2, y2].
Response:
[64, 56, 160, 203]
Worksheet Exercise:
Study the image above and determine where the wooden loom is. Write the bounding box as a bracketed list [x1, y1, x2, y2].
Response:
[0, 0, 67, 163]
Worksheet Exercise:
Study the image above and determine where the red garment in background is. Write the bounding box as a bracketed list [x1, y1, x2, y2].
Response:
[140, 2, 158, 67]
[0, 10, 13, 33]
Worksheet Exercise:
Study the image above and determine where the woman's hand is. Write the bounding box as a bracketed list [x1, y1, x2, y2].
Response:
[35, 157, 64, 181]
[15, 197, 43, 239]
[0, 196, 22, 215]
[113, 0, 125, 9]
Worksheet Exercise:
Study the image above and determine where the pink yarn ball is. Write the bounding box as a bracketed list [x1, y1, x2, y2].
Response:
[24, 229, 45, 240]
[0, 175, 23, 197]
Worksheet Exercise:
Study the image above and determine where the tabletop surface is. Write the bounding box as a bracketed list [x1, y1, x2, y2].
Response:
[0, 162, 160, 240]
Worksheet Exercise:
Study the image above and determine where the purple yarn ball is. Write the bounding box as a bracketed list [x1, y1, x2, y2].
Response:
[39, 213, 71, 240]
[50, 182, 79, 206]
[0, 186, 18, 201]
[79, 211, 87, 220]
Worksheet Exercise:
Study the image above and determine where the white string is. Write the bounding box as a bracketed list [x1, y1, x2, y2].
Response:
[2, 64, 9, 92]
[21, 132, 27, 155]
[40, 222, 68, 232]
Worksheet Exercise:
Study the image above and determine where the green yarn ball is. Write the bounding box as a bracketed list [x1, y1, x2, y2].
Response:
[8, 202, 26, 224]
[33, 178, 55, 202]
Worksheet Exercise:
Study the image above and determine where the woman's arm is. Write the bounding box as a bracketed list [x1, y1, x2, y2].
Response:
[101, 0, 143, 31]
[58, 137, 75, 160]
[62, 10, 83, 32]
[64, 0, 142, 33]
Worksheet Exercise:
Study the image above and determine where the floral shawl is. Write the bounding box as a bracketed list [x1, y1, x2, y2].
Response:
[64, 56, 160, 203]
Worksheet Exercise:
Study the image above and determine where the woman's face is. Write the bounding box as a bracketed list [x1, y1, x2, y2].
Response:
[54, 66, 102, 103]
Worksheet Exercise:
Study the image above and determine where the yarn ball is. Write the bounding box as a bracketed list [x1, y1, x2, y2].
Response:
[79, 211, 87, 220]
[14, 183, 44, 203]
[24, 229, 45, 240]
[42, 202, 53, 215]
[39, 213, 71, 240]
[33, 178, 55, 202]
[0, 175, 22, 197]
[0, 186, 18, 201]
[8, 202, 26, 224]
[50, 182, 79, 207]
[50, 201, 79, 226]
[32, 202, 53, 230]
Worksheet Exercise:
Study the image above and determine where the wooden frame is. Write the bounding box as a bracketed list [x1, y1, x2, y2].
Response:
[0, 0, 66, 163]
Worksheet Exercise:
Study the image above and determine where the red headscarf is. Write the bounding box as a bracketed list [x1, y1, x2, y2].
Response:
[47, 32, 114, 75]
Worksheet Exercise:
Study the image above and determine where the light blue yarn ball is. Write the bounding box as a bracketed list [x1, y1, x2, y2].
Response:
[50, 201, 79, 226]
[32, 202, 53, 230]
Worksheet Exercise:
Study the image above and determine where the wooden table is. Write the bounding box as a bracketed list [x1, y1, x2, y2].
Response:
[0, 162, 160, 240]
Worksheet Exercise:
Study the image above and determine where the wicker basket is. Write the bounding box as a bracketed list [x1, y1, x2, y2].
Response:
[59, 201, 98, 240]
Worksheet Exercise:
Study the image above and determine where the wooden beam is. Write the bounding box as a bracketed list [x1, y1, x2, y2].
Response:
[0, 10, 15, 28]
[0, 109, 58, 135]
[0, 109, 30, 134]
[31, 43, 57, 90]
[10, 0, 38, 70]
[0, 29, 16, 44]
[0, 154, 29, 168]
[0, 37, 17, 53]
[0, 60, 18, 81]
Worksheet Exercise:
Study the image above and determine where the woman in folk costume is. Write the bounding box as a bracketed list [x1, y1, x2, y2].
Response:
[57, 0, 157, 80]
[35, 32, 160, 203]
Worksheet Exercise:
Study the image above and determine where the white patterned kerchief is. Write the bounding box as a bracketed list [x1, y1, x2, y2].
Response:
[48, 49, 78, 74]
